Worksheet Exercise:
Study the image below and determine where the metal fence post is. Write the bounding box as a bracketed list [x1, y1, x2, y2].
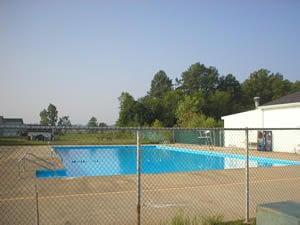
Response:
[35, 184, 40, 225]
[172, 128, 175, 144]
[244, 128, 250, 224]
[136, 130, 141, 225]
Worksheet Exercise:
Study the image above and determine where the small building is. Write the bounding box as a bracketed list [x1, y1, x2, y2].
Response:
[27, 127, 54, 141]
[221, 91, 300, 153]
[0, 116, 24, 136]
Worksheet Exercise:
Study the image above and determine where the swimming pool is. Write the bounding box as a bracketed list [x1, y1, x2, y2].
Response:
[36, 145, 300, 178]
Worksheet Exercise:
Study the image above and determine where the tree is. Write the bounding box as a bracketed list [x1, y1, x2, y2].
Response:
[58, 116, 72, 127]
[139, 95, 163, 126]
[242, 69, 292, 108]
[290, 81, 300, 93]
[178, 63, 219, 97]
[87, 117, 98, 127]
[39, 103, 58, 126]
[217, 74, 242, 102]
[40, 109, 49, 125]
[116, 92, 140, 126]
[269, 73, 291, 100]
[99, 122, 108, 127]
[176, 111, 218, 128]
[175, 93, 204, 119]
[149, 70, 172, 98]
[152, 119, 163, 127]
[214, 74, 243, 115]
[47, 104, 58, 126]
[174, 93, 218, 127]
[160, 89, 183, 127]
[206, 91, 231, 119]
[115, 63, 297, 128]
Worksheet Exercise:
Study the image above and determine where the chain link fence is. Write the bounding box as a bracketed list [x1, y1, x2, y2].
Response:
[0, 125, 299, 225]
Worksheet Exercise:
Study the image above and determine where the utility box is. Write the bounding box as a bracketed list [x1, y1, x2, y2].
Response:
[256, 201, 300, 225]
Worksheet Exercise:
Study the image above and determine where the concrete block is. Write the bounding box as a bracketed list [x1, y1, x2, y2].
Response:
[256, 201, 300, 225]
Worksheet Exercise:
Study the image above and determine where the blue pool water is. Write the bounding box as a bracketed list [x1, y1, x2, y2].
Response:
[36, 145, 300, 178]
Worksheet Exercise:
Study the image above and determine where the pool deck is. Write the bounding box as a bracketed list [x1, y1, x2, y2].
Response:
[0, 145, 300, 225]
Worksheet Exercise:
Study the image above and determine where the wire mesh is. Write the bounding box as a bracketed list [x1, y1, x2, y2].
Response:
[140, 129, 247, 224]
[0, 126, 299, 225]
[247, 129, 300, 220]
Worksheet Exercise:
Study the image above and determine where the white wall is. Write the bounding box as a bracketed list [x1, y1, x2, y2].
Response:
[262, 106, 300, 128]
[223, 110, 262, 150]
[262, 106, 300, 153]
[222, 104, 300, 153]
[223, 110, 262, 128]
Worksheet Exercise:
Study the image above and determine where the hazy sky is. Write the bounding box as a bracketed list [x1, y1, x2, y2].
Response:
[1, 1, 300, 125]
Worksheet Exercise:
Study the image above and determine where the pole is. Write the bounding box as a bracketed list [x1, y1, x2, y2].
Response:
[219, 130, 222, 147]
[136, 130, 141, 225]
[35, 184, 40, 225]
[172, 128, 175, 144]
[244, 128, 250, 224]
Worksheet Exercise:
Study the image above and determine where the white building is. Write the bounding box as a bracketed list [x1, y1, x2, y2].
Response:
[221, 91, 300, 153]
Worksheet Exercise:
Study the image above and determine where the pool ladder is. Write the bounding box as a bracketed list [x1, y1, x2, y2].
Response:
[17, 152, 56, 179]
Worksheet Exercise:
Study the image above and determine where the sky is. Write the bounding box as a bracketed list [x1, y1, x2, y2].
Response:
[1, 0, 300, 125]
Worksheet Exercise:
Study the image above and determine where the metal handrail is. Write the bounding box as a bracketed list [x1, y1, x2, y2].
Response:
[18, 153, 56, 178]
[19, 153, 56, 169]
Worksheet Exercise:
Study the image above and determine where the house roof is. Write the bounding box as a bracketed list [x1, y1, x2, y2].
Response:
[3, 118, 23, 123]
[262, 91, 300, 106]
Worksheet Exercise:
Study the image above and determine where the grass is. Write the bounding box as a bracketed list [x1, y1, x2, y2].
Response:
[160, 212, 256, 225]
[0, 131, 165, 145]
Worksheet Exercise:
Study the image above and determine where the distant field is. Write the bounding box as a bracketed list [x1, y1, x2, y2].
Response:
[0, 131, 170, 145]
[0, 132, 137, 146]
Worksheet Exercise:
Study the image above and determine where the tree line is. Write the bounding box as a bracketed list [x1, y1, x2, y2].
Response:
[39, 104, 107, 127]
[116, 62, 300, 128]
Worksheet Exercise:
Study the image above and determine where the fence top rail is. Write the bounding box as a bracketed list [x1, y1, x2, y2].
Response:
[0, 125, 300, 131]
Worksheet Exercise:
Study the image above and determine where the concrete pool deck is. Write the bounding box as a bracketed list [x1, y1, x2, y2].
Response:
[0, 145, 300, 225]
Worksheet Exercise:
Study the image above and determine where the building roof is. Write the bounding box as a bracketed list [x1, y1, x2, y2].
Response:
[262, 91, 300, 106]
[3, 118, 23, 123]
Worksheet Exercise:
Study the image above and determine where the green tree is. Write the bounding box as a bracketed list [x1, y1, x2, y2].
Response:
[98, 122, 108, 127]
[176, 111, 218, 128]
[214, 73, 243, 115]
[175, 93, 204, 118]
[290, 81, 300, 93]
[40, 103, 58, 126]
[207, 91, 231, 119]
[139, 96, 163, 126]
[178, 63, 219, 97]
[218, 74, 242, 102]
[47, 104, 58, 126]
[87, 117, 98, 127]
[57, 116, 72, 127]
[207, 90, 232, 120]
[152, 119, 163, 127]
[242, 69, 292, 108]
[174, 93, 218, 127]
[269, 73, 291, 100]
[160, 89, 183, 127]
[149, 70, 172, 98]
[39, 109, 49, 125]
[115, 63, 297, 129]
[116, 92, 140, 126]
